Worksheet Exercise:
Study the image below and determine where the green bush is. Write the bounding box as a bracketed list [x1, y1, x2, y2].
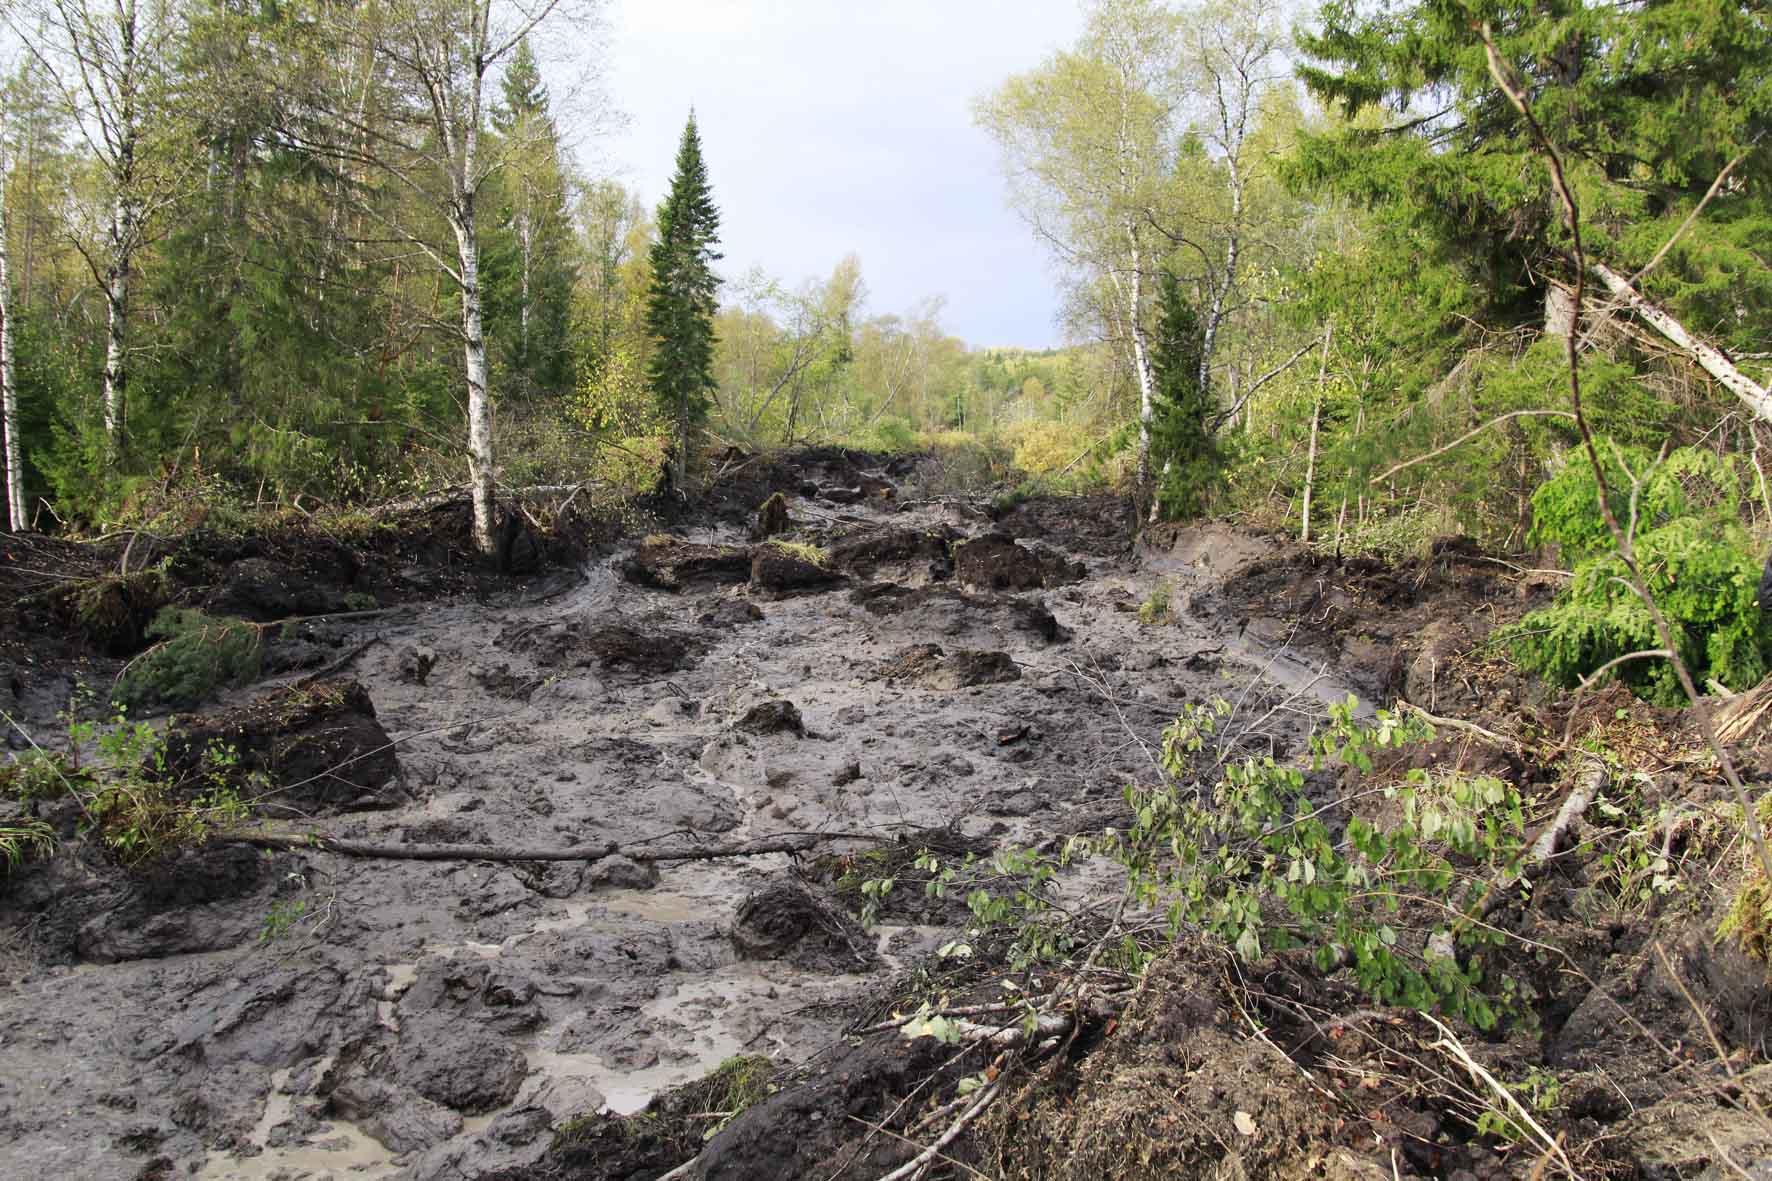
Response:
[1510, 445, 1769, 704]
[114, 608, 265, 710]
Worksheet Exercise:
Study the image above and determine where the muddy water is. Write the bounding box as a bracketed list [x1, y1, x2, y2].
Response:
[0, 491, 1354, 1179]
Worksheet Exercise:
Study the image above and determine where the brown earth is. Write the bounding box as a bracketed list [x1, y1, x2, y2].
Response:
[2, 458, 1769, 1181]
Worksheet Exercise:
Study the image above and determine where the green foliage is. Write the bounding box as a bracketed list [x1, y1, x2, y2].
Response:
[1137, 581, 1171, 625]
[0, 818, 56, 872]
[1149, 270, 1219, 519]
[1122, 697, 1528, 1029]
[1719, 862, 1772, 964]
[114, 608, 265, 711]
[1511, 445, 1768, 704]
[874, 697, 1530, 1028]
[7, 700, 252, 867]
[761, 539, 829, 568]
[646, 114, 723, 483]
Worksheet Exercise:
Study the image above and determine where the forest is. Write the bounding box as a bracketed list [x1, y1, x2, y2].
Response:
[4, 0, 1772, 1178]
[0, 0, 1759, 562]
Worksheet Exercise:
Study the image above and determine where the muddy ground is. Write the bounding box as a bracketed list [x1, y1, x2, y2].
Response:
[3, 452, 1769, 1181]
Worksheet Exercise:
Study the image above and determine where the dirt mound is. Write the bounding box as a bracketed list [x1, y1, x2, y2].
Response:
[2, 838, 294, 964]
[730, 880, 879, 973]
[877, 644, 1021, 690]
[828, 525, 955, 580]
[734, 698, 805, 736]
[164, 678, 402, 816]
[622, 536, 753, 590]
[992, 491, 1135, 557]
[954, 531, 1086, 591]
[751, 546, 844, 595]
[504, 618, 704, 674]
[204, 556, 357, 621]
[1188, 539, 1543, 712]
[852, 583, 1071, 644]
[750, 492, 792, 540]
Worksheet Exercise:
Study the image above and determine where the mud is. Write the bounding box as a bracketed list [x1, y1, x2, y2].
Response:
[6, 458, 1756, 1181]
[5, 459, 1309, 1181]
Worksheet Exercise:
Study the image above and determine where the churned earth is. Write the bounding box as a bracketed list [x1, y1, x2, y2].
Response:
[0, 452, 1372, 1180]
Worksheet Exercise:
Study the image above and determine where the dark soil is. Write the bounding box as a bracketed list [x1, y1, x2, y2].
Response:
[5, 452, 1768, 1181]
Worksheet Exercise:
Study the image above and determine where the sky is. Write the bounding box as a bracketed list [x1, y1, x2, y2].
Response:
[581, 0, 1085, 350]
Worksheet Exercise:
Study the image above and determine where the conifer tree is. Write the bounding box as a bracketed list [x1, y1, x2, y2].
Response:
[1149, 269, 1216, 519]
[646, 113, 722, 489]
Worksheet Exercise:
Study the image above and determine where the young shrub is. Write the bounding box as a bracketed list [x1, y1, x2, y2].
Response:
[114, 608, 265, 710]
[1509, 445, 1770, 704]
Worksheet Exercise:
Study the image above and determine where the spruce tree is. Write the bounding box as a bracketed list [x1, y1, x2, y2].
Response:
[646, 113, 722, 489]
[1149, 269, 1216, 519]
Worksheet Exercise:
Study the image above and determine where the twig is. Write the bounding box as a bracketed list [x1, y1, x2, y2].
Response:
[295, 637, 384, 686]
[1367, 410, 1576, 486]
[1396, 701, 1520, 754]
[1423, 1014, 1581, 1179]
[873, 1075, 1002, 1181]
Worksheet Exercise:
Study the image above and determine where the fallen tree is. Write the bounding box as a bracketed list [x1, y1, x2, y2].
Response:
[217, 828, 856, 865]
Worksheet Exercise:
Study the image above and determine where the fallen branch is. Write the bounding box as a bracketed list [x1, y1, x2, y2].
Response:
[295, 637, 385, 687]
[1466, 756, 1604, 923]
[874, 1075, 1003, 1181]
[218, 829, 833, 865]
[1590, 261, 1772, 426]
[1424, 1013, 1581, 1179]
[1367, 410, 1576, 486]
[1397, 701, 1521, 755]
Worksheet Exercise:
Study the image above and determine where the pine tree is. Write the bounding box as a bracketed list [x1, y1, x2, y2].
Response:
[646, 113, 722, 489]
[1149, 269, 1216, 519]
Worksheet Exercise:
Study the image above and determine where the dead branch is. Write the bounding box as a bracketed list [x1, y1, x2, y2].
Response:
[874, 1075, 1004, 1181]
[1396, 701, 1521, 754]
[1367, 410, 1576, 486]
[295, 637, 384, 687]
[217, 829, 841, 864]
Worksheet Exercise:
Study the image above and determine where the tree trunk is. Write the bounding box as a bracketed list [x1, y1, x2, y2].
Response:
[453, 206, 497, 557]
[517, 208, 532, 362]
[1588, 263, 1772, 425]
[1119, 226, 1155, 488]
[102, 200, 131, 448]
[1301, 324, 1332, 545]
[0, 158, 24, 531]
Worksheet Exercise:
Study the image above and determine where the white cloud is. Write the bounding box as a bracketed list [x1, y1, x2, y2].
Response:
[582, 0, 1083, 348]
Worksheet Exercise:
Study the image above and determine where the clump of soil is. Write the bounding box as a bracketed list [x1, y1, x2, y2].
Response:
[503, 617, 704, 674]
[35, 569, 169, 656]
[488, 1055, 783, 1181]
[751, 545, 844, 595]
[735, 698, 805, 736]
[877, 644, 1021, 690]
[751, 492, 792, 540]
[992, 491, 1135, 557]
[852, 583, 1071, 644]
[954, 531, 1086, 591]
[622, 536, 753, 590]
[828, 525, 955, 579]
[730, 879, 879, 973]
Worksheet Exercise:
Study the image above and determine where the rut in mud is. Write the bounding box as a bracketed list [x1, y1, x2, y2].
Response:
[0, 453, 1346, 1180]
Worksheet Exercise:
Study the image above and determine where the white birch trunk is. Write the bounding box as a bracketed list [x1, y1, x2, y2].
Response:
[454, 205, 496, 557]
[1588, 263, 1772, 424]
[102, 198, 131, 445]
[517, 208, 532, 359]
[0, 159, 24, 531]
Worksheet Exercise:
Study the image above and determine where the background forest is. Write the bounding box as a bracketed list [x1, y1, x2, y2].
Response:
[0, 0, 1767, 572]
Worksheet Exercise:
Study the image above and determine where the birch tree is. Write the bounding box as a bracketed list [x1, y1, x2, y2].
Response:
[976, 0, 1178, 484]
[7, 0, 183, 455]
[288, 0, 601, 556]
[0, 117, 23, 530]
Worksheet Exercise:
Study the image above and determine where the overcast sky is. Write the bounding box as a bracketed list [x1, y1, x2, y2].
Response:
[586, 0, 1085, 350]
